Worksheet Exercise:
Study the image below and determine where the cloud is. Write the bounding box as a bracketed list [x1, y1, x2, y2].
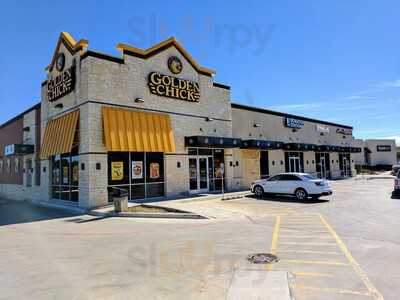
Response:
[339, 95, 373, 101]
[270, 102, 326, 111]
[375, 79, 400, 88]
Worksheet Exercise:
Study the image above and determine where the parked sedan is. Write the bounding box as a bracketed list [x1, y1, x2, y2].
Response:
[250, 173, 333, 201]
[394, 170, 400, 197]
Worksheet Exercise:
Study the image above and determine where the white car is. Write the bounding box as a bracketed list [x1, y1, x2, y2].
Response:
[394, 170, 400, 197]
[250, 173, 333, 201]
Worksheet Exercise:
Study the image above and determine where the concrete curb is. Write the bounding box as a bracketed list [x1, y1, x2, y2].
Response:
[88, 210, 207, 219]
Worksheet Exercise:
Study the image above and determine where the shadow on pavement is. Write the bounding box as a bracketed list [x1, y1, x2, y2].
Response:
[0, 200, 82, 226]
[247, 194, 330, 204]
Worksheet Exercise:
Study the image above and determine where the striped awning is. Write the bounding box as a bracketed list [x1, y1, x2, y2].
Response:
[41, 110, 79, 158]
[102, 107, 176, 152]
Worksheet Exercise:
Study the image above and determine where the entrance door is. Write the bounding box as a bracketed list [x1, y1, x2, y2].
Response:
[342, 156, 349, 177]
[320, 156, 327, 179]
[189, 157, 210, 193]
[289, 156, 301, 172]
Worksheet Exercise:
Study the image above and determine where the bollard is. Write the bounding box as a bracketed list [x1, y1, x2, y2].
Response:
[109, 187, 129, 213]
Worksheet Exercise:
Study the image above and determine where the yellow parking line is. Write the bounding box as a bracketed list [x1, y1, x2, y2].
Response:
[292, 271, 335, 278]
[319, 214, 384, 300]
[267, 216, 281, 271]
[279, 259, 348, 266]
[291, 284, 373, 297]
[280, 229, 328, 233]
[278, 249, 341, 255]
[279, 235, 332, 239]
[279, 242, 338, 246]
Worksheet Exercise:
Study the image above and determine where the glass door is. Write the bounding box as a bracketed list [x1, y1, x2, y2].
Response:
[189, 156, 210, 193]
[320, 156, 327, 178]
[289, 156, 301, 172]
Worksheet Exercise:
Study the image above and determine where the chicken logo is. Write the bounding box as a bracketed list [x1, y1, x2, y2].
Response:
[168, 56, 183, 74]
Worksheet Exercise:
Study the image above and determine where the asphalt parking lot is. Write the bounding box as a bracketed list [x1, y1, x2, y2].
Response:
[0, 177, 398, 300]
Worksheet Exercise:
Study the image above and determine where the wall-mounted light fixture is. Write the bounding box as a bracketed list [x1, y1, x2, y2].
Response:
[135, 97, 144, 103]
[253, 123, 260, 128]
[55, 103, 63, 109]
[23, 126, 30, 132]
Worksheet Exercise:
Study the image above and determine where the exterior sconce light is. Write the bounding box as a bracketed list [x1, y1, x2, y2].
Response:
[253, 123, 260, 127]
[135, 97, 144, 103]
[23, 126, 30, 132]
[55, 103, 63, 109]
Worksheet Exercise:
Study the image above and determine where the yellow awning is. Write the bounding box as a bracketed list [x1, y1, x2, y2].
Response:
[102, 107, 176, 153]
[41, 110, 79, 158]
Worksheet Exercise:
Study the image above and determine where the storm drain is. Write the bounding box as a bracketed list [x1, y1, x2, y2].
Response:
[247, 253, 279, 264]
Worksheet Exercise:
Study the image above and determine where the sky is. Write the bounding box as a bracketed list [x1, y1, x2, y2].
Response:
[0, 0, 399, 145]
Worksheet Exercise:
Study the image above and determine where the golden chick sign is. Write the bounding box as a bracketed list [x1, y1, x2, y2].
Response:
[148, 72, 200, 102]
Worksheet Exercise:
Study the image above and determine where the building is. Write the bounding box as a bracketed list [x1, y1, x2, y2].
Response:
[0, 32, 362, 209]
[352, 139, 397, 169]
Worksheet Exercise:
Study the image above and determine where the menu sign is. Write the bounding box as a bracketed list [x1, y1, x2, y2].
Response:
[47, 66, 75, 102]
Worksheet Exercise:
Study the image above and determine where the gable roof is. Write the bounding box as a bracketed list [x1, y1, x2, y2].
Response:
[116, 37, 215, 76]
[46, 32, 89, 72]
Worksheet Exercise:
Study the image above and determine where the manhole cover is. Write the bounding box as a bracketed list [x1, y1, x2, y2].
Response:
[247, 253, 279, 264]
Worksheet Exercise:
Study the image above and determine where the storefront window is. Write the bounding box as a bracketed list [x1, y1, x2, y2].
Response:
[51, 150, 79, 202]
[284, 152, 304, 173]
[108, 152, 165, 201]
[0, 159, 3, 174]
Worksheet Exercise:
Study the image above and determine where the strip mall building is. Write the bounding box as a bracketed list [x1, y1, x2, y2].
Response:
[1, 32, 382, 209]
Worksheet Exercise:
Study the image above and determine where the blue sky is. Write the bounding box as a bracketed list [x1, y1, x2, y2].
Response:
[1, 1, 399, 144]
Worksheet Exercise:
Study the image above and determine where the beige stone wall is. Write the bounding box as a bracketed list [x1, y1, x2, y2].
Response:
[304, 151, 316, 175]
[269, 150, 285, 176]
[240, 150, 260, 188]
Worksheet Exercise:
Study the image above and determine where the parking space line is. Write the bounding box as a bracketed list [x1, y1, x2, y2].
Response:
[267, 216, 281, 271]
[279, 242, 338, 246]
[292, 271, 335, 278]
[279, 259, 348, 266]
[319, 214, 384, 300]
[291, 284, 373, 297]
[279, 235, 333, 239]
[278, 249, 341, 255]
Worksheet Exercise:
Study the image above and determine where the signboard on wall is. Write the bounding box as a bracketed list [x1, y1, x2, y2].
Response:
[111, 161, 124, 181]
[132, 161, 143, 179]
[377, 145, 391, 152]
[47, 66, 76, 102]
[336, 128, 353, 135]
[148, 72, 200, 102]
[4, 144, 34, 156]
[316, 124, 330, 133]
[284, 118, 304, 129]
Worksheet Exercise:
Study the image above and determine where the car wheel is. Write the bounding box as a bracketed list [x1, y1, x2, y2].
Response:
[295, 188, 308, 201]
[254, 185, 264, 197]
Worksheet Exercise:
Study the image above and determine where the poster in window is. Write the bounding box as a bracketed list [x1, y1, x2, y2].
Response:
[149, 162, 160, 179]
[62, 166, 69, 184]
[72, 165, 79, 183]
[111, 161, 124, 181]
[132, 161, 143, 179]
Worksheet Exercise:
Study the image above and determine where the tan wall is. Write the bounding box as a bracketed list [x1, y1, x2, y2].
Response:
[231, 107, 353, 147]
